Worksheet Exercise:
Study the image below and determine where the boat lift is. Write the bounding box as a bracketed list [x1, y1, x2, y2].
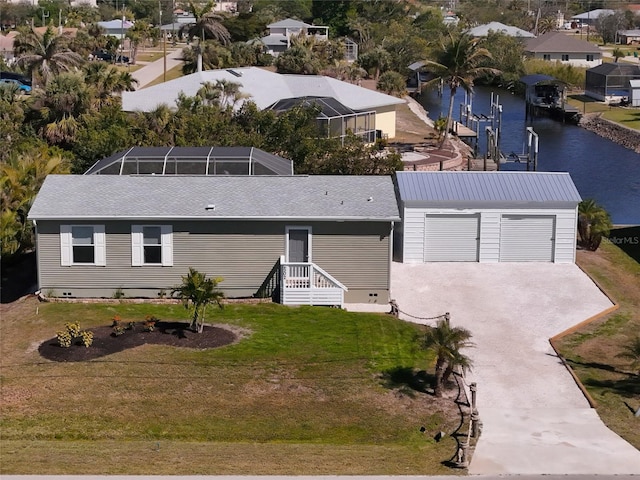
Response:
[459, 92, 502, 157]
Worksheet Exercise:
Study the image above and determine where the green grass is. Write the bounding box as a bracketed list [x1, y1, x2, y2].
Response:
[0, 300, 464, 474]
[555, 229, 640, 449]
[143, 63, 184, 88]
[566, 95, 640, 130]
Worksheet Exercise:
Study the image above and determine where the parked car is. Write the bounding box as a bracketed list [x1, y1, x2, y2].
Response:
[92, 50, 130, 64]
[0, 78, 31, 94]
[0, 71, 32, 86]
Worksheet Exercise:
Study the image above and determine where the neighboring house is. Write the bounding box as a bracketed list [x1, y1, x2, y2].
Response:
[585, 63, 640, 103]
[0, 32, 17, 63]
[98, 19, 134, 39]
[394, 171, 581, 264]
[630, 79, 640, 107]
[443, 11, 459, 26]
[617, 29, 640, 45]
[467, 21, 535, 38]
[344, 37, 358, 62]
[121, 67, 405, 139]
[570, 9, 615, 26]
[261, 18, 329, 57]
[28, 175, 400, 306]
[524, 31, 602, 67]
[84, 146, 294, 176]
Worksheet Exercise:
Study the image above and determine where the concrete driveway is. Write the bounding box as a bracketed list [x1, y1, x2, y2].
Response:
[391, 262, 640, 475]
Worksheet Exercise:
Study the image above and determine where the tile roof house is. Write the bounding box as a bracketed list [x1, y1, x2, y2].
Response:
[28, 175, 400, 306]
[394, 171, 581, 263]
[525, 31, 602, 67]
[121, 67, 405, 139]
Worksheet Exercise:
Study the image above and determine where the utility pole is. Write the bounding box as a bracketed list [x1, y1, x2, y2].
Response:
[41, 8, 49, 27]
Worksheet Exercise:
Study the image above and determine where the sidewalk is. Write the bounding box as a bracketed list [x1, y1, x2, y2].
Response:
[132, 48, 185, 89]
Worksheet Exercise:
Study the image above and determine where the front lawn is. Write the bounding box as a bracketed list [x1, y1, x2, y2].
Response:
[0, 299, 464, 474]
[555, 227, 640, 449]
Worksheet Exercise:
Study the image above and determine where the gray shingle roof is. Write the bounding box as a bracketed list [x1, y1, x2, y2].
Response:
[525, 31, 601, 54]
[29, 175, 400, 221]
[121, 67, 404, 112]
[395, 171, 581, 205]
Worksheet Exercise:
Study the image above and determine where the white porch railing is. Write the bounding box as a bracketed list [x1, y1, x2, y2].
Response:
[279, 255, 347, 307]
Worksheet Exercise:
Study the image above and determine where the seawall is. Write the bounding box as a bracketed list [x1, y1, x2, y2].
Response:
[579, 113, 640, 154]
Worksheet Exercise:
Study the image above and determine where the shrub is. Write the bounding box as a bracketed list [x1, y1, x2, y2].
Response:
[56, 330, 72, 348]
[79, 330, 94, 347]
[65, 322, 81, 338]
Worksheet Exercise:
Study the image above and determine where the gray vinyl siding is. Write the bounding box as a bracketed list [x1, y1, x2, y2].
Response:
[35, 219, 391, 298]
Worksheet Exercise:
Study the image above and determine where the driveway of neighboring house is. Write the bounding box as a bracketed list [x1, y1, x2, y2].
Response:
[390, 262, 640, 475]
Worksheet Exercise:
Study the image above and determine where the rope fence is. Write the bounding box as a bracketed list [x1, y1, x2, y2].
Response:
[389, 299, 449, 324]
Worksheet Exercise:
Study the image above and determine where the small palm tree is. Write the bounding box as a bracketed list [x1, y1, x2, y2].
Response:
[13, 26, 85, 86]
[172, 268, 224, 333]
[617, 337, 640, 375]
[422, 318, 474, 397]
[577, 199, 612, 251]
[611, 47, 625, 62]
[421, 32, 499, 148]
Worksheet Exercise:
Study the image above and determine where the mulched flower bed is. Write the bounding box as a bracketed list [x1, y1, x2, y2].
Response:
[38, 321, 237, 362]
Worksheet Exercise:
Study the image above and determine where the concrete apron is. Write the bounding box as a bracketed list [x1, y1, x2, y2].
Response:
[390, 262, 640, 475]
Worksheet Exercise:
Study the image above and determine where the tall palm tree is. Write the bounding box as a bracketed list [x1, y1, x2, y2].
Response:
[422, 318, 474, 397]
[13, 26, 85, 86]
[421, 32, 498, 148]
[179, 1, 231, 72]
[172, 268, 224, 333]
[577, 199, 612, 251]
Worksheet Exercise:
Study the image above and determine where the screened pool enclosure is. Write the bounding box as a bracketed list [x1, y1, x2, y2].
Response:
[85, 147, 294, 176]
[269, 97, 377, 144]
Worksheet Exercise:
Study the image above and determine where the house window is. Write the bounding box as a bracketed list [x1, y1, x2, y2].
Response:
[561, 54, 569, 61]
[132, 225, 173, 266]
[60, 225, 106, 266]
[543, 54, 551, 60]
[586, 54, 594, 61]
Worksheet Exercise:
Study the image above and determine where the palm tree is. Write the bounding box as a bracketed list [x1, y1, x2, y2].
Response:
[577, 199, 612, 251]
[616, 337, 640, 376]
[1, 148, 69, 257]
[421, 32, 498, 148]
[422, 318, 474, 397]
[172, 268, 225, 333]
[83, 62, 138, 108]
[179, 1, 230, 72]
[32, 72, 92, 145]
[612, 47, 625, 62]
[13, 26, 85, 86]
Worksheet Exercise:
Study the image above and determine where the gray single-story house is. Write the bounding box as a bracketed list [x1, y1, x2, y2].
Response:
[524, 31, 602, 67]
[28, 175, 400, 306]
[394, 171, 581, 263]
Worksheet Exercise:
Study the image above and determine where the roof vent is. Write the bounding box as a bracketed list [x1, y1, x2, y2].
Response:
[205, 204, 216, 210]
[367, 196, 373, 202]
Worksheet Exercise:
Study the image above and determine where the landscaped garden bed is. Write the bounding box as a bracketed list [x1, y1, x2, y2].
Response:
[38, 319, 238, 362]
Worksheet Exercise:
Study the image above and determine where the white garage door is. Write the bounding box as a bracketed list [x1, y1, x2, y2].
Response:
[424, 214, 480, 262]
[500, 215, 555, 262]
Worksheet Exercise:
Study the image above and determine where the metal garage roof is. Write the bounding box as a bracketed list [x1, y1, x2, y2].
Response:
[395, 171, 581, 205]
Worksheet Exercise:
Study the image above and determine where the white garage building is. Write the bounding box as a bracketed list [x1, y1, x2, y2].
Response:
[394, 171, 581, 263]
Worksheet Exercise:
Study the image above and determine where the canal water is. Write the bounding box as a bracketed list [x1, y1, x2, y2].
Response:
[416, 85, 640, 225]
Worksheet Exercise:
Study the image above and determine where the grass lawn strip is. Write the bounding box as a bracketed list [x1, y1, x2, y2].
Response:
[0, 300, 463, 474]
[555, 228, 640, 450]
